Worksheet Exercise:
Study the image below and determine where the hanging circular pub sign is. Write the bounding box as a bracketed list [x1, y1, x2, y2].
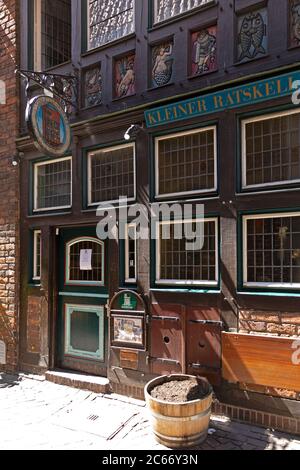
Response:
[26, 95, 71, 157]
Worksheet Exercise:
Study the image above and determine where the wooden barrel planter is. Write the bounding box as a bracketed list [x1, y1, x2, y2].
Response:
[144, 374, 213, 449]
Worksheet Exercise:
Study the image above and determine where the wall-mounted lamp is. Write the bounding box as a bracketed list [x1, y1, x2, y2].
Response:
[124, 124, 144, 141]
[11, 152, 23, 167]
[11, 155, 20, 167]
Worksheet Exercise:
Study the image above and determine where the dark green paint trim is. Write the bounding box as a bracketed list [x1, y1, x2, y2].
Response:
[150, 289, 221, 294]
[82, 139, 137, 210]
[65, 63, 300, 133]
[149, 119, 220, 203]
[150, 214, 221, 291]
[58, 226, 109, 296]
[236, 103, 300, 194]
[237, 208, 300, 295]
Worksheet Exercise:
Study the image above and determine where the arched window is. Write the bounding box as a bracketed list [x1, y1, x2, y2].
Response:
[66, 237, 104, 286]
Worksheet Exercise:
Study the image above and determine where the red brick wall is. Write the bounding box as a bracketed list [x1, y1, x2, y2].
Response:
[239, 311, 300, 337]
[0, 0, 19, 372]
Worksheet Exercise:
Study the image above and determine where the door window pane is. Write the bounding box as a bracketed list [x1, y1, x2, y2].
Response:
[66, 238, 104, 285]
[65, 305, 104, 360]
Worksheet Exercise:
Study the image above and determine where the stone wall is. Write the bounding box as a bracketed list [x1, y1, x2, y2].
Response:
[239, 311, 300, 337]
[0, 0, 19, 372]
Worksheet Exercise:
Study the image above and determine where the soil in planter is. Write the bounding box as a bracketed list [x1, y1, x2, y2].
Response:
[150, 378, 208, 403]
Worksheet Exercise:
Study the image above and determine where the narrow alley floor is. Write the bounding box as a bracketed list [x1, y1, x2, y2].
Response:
[1, 373, 300, 451]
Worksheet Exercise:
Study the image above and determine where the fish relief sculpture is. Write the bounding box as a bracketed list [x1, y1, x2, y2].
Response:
[152, 42, 174, 87]
[238, 10, 267, 62]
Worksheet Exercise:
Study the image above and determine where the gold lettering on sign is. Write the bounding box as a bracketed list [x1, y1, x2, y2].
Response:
[147, 113, 157, 125]
[178, 104, 188, 115]
[213, 95, 224, 109]
[252, 85, 263, 99]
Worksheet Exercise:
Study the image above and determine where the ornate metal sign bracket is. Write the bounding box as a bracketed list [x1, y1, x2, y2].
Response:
[16, 68, 78, 116]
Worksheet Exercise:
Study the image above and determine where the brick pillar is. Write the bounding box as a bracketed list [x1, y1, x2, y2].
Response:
[0, 0, 19, 372]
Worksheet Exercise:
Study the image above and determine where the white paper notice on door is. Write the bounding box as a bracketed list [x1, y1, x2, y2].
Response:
[80, 249, 92, 271]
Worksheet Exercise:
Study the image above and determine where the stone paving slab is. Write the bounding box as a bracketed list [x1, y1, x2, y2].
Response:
[1, 373, 300, 451]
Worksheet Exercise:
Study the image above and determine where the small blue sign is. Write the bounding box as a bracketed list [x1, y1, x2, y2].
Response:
[144, 70, 300, 128]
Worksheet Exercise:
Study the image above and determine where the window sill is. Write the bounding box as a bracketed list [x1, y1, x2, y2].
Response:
[187, 69, 218, 81]
[38, 60, 72, 74]
[28, 211, 72, 219]
[147, 82, 175, 93]
[233, 54, 270, 67]
[237, 185, 300, 196]
[81, 33, 136, 57]
[238, 290, 300, 298]
[151, 288, 220, 294]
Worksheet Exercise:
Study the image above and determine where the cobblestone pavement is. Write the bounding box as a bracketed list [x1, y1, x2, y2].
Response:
[1, 373, 300, 451]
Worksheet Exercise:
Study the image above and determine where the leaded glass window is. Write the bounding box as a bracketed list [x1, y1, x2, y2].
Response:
[66, 238, 105, 286]
[34, 0, 72, 70]
[244, 214, 300, 288]
[34, 157, 72, 211]
[242, 110, 300, 188]
[156, 127, 217, 198]
[156, 219, 218, 285]
[88, 144, 135, 205]
[33, 230, 42, 280]
[154, 0, 213, 24]
[125, 223, 137, 283]
[88, 0, 134, 50]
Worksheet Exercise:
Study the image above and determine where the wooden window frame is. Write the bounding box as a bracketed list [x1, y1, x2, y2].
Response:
[155, 217, 219, 286]
[243, 211, 300, 290]
[153, 0, 214, 25]
[87, 0, 136, 51]
[125, 223, 137, 284]
[32, 0, 72, 71]
[33, 157, 72, 212]
[33, 230, 42, 281]
[241, 108, 300, 190]
[155, 126, 218, 199]
[87, 143, 136, 206]
[64, 304, 105, 361]
[65, 237, 105, 287]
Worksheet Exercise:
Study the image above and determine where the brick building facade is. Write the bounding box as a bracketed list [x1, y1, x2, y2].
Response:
[0, 0, 19, 372]
[0, 0, 298, 437]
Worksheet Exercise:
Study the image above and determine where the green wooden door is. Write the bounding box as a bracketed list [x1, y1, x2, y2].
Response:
[57, 227, 108, 376]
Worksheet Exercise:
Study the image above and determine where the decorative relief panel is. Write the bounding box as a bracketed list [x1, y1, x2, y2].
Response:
[89, 0, 134, 49]
[237, 8, 268, 63]
[114, 53, 136, 98]
[83, 66, 102, 108]
[290, 0, 300, 48]
[154, 0, 213, 24]
[151, 40, 174, 88]
[191, 26, 217, 76]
